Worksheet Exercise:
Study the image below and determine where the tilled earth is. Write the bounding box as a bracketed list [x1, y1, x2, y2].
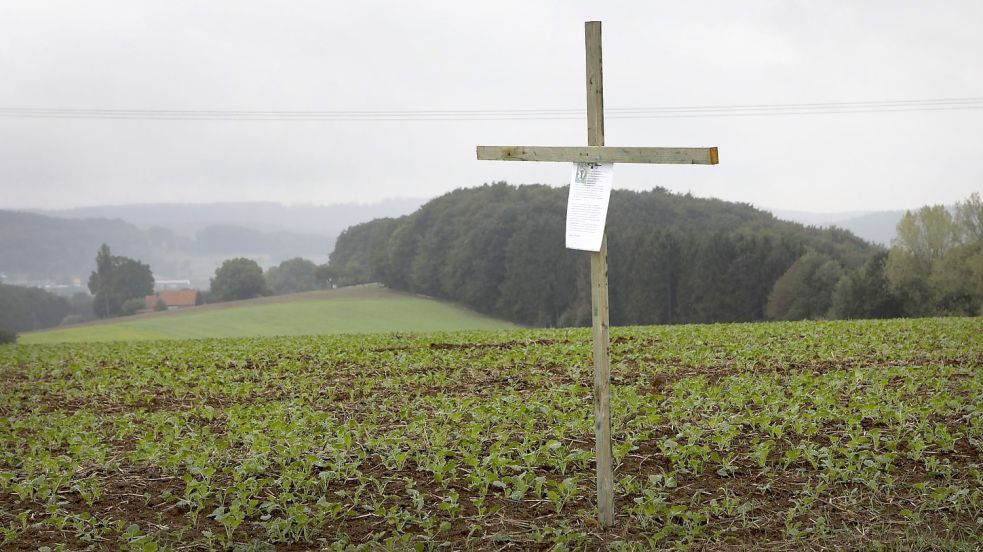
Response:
[1, 317, 981, 550]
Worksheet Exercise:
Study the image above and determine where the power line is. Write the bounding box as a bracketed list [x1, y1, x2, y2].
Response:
[1, 96, 981, 121]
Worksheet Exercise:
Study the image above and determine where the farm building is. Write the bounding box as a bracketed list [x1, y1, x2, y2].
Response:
[143, 289, 199, 312]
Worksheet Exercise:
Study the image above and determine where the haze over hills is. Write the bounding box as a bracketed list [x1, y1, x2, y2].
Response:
[32, 199, 904, 245]
[2, 198, 428, 288]
[767, 208, 905, 246]
[0, 210, 327, 287]
[34, 198, 428, 237]
[2, 194, 911, 291]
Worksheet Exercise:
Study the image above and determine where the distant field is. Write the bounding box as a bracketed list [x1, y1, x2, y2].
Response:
[21, 285, 516, 344]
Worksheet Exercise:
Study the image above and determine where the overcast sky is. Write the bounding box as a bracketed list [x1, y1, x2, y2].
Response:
[1, 1, 981, 213]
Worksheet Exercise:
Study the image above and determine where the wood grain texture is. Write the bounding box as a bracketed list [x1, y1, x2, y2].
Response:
[590, 238, 614, 527]
[474, 19, 720, 530]
[586, 20, 615, 529]
[586, 21, 604, 148]
[476, 145, 718, 165]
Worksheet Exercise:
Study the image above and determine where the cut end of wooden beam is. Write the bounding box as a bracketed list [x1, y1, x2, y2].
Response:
[709, 147, 719, 165]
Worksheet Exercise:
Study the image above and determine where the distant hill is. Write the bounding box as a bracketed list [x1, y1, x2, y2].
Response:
[0, 210, 329, 286]
[330, 183, 878, 327]
[2, 199, 428, 286]
[36, 199, 428, 238]
[768, 208, 905, 245]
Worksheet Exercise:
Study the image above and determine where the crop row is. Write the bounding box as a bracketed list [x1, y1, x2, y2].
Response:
[0, 317, 980, 550]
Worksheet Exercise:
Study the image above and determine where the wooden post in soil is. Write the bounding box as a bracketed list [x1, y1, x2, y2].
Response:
[476, 21, 718, 527]
[584, 20, 615, 528]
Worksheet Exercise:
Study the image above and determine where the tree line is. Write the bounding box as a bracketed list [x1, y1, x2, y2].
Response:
[3, 188, 977, 342]
[873, 194, 981, 316]
[0, 246, 335, 341]
[766, 193, 982, 321]
[328, 183, 878, 327]
[207, 257, 333, 301]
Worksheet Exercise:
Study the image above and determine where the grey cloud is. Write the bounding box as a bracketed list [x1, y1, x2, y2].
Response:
[1, 0, 981, 211]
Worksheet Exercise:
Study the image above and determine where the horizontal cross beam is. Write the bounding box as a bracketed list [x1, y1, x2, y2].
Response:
[477, 145, 718, 165]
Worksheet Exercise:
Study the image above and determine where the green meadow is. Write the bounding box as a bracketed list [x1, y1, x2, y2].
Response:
[20, 285, 516, 344]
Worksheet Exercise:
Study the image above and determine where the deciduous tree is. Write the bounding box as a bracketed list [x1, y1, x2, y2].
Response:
[87, 244, 154, 318]
[830, 252, 903, 319]
[765, 251, 843, 320]
[210, 258, 269, 302]
[265, 258, 320, 295]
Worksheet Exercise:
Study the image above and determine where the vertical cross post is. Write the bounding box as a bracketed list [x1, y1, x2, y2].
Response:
[585, 20, 615, 528]
[476, 20, 718, 529]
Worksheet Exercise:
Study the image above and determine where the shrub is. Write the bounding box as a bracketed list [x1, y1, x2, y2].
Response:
[210, 258, 269, 302]
[0, 330, 17, 344]
[120, 298, 146, 316]
[61, 314, 84, 326]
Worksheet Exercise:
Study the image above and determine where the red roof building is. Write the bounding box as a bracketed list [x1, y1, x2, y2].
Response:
[144, 289, 199, 311]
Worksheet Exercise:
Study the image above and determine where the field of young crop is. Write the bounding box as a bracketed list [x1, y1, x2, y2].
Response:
[1, 317, 981, 550]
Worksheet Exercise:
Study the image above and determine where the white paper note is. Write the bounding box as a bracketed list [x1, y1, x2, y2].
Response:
[565, 162, 614, 251]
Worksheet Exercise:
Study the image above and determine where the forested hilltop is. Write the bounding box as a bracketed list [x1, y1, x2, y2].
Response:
[329, 183, 877, 326]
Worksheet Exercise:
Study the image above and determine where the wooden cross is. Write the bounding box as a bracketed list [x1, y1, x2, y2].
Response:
[477, 21, 718, 527]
